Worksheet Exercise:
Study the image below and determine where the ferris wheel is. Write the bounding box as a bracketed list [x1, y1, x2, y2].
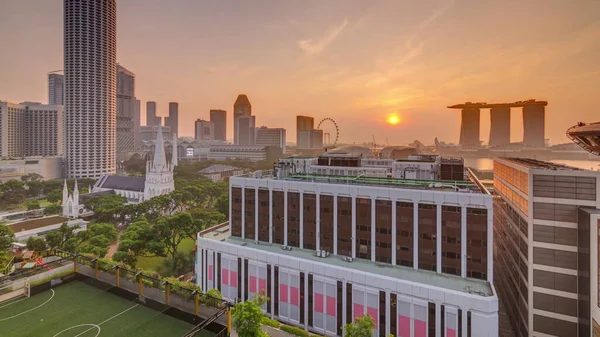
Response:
[317, 118, 339, 146]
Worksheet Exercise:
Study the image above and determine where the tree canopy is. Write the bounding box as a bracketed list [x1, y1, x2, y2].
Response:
[232, 295, 269, 337]
[84, 194, 127, 224]
[343, 314, 376, 337]
[45, 222, 116, 257]
[0, 224, 15, 251]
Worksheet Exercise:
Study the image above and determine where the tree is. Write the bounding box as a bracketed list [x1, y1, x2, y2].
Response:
[84, 194, 127, 224]
[26, 181, 43, 198]
[215, 194, 229, 218]
[0, 224, 15, 251]
[343, 314, 375, 337]
[151, 212, 195, 260]
[0, 180, 26, 205]
[26, 237, 47, 251]
[188, 207, 225, 237]
[232, 295, 269, 337]
[21, 173, 43, 182]
[45, 223, 78, 249]
[44, 204, 62, 216]
[25, 200, 41, 211]
[46, 189, 63, 204]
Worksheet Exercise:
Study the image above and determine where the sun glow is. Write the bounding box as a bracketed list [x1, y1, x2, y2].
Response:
[386, 114, 401, 125]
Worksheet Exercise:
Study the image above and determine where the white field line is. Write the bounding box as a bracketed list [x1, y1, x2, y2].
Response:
[0, 289, 55, 322]
[73, 304, 140, 337]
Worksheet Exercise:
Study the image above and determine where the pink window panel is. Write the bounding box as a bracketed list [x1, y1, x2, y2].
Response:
[249, 276, 257, 293]
[230, 271, 238, 287]
[259, 278, 267, 294]
[290, 286, 299, 306]
[326, 296, 336, 317]
[221, 269, 229, 286]
[367, 307, 378, 329]
[446, 329, 456, 337]
[280, 284, 288, 302]
[314, 293, 324, 313]
[353, 303, 364, 320]
[414, 320, 427, 337]
[208, 265, 213, 281]
[398, 316, 410, 337]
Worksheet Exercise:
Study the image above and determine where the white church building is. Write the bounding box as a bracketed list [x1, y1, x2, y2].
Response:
[63, 126, 176, 218]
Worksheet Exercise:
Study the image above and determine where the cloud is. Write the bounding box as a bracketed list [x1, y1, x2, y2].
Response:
[297, 19, 349, 56]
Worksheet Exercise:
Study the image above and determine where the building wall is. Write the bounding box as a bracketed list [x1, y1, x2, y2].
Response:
[197, 239, 499, 337]
[195, 120, 215, 140]
[0, 157, 63, 181]
[208, 146, 267, 161]
[229, 176, 494, 282]
[0, 101, 64, 158]
[255, 127, 286, 153]
[493, 158, 600, 337]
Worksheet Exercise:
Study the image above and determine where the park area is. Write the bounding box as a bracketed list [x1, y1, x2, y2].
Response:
[0, 280, 213, 337]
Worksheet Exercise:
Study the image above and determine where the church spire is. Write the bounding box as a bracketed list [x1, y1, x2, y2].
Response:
[62, 180, 68, 207]
[153, 124, 167, 169]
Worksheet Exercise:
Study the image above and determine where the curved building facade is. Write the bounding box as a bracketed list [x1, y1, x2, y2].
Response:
[64, 0, 117, 178]
[567, 122, 600, 156]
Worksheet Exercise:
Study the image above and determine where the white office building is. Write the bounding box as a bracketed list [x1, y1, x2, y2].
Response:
[197, 155, 499, 337]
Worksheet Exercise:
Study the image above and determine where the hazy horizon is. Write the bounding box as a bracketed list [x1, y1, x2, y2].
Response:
[1, 0, 599, 145]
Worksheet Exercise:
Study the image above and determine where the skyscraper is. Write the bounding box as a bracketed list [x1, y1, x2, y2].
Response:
[48, 72, 64, 105]
[146, 101, 158, 126]
[210, 109, 226, 141]
[233, 94, 251, 145]
[64, 0, 117, 178]
[168, 102, 179, 137]
[296, 115, 315, 148]
[235, 115, 255, 145]
[194, 119, 215, 140]
[116, 64, 141, 152]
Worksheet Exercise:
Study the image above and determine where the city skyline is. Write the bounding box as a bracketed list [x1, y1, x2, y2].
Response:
[1, 0, 599, 144]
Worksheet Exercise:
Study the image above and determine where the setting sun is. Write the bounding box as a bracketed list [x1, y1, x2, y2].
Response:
[387, 114, 401, 125]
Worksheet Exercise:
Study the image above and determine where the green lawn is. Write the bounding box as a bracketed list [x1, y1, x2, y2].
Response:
[0, 281, 198, 337]
[136, 238, 196, 272]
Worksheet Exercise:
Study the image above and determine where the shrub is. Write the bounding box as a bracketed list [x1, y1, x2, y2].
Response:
[280, 325, 309, 337]
[261, 316, 280, 329]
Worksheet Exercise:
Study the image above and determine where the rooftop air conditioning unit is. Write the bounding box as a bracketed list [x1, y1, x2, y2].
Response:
[255, 240, 259, 245]
[316, 250, 322, 257]
[321, 250, 326, 257]
[281, 245, 286, 250]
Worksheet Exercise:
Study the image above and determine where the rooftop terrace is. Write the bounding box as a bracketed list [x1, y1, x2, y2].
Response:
[199, 227, 493, 297]
[238, 171, 488, 194]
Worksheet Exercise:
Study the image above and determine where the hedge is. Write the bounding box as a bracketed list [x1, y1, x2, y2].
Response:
[261, 316, 281, 329]
[30, 270, 75, 287]
[280, 325, 310, 337]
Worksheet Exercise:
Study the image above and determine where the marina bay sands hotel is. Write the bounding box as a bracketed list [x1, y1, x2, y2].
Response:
[448, 99, 547, 148]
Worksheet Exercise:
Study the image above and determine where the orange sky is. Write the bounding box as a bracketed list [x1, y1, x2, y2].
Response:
[1, 0, 599, 145]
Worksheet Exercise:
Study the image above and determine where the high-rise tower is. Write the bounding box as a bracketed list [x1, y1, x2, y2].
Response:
[233, 94, 251, 145]
[167, 102, 179, 137]
[48, 72, 64, 105]
[117, 64, 141, 152]
[146, 101, 158, 126]
[209, 109, 226, 141]
[64, 0, 117, 178]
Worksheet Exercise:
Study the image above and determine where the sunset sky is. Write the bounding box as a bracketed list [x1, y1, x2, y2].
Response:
[1, 0, 599, 145]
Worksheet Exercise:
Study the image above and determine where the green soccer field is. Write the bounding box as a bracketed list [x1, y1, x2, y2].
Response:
[0, 281, 207, 337]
